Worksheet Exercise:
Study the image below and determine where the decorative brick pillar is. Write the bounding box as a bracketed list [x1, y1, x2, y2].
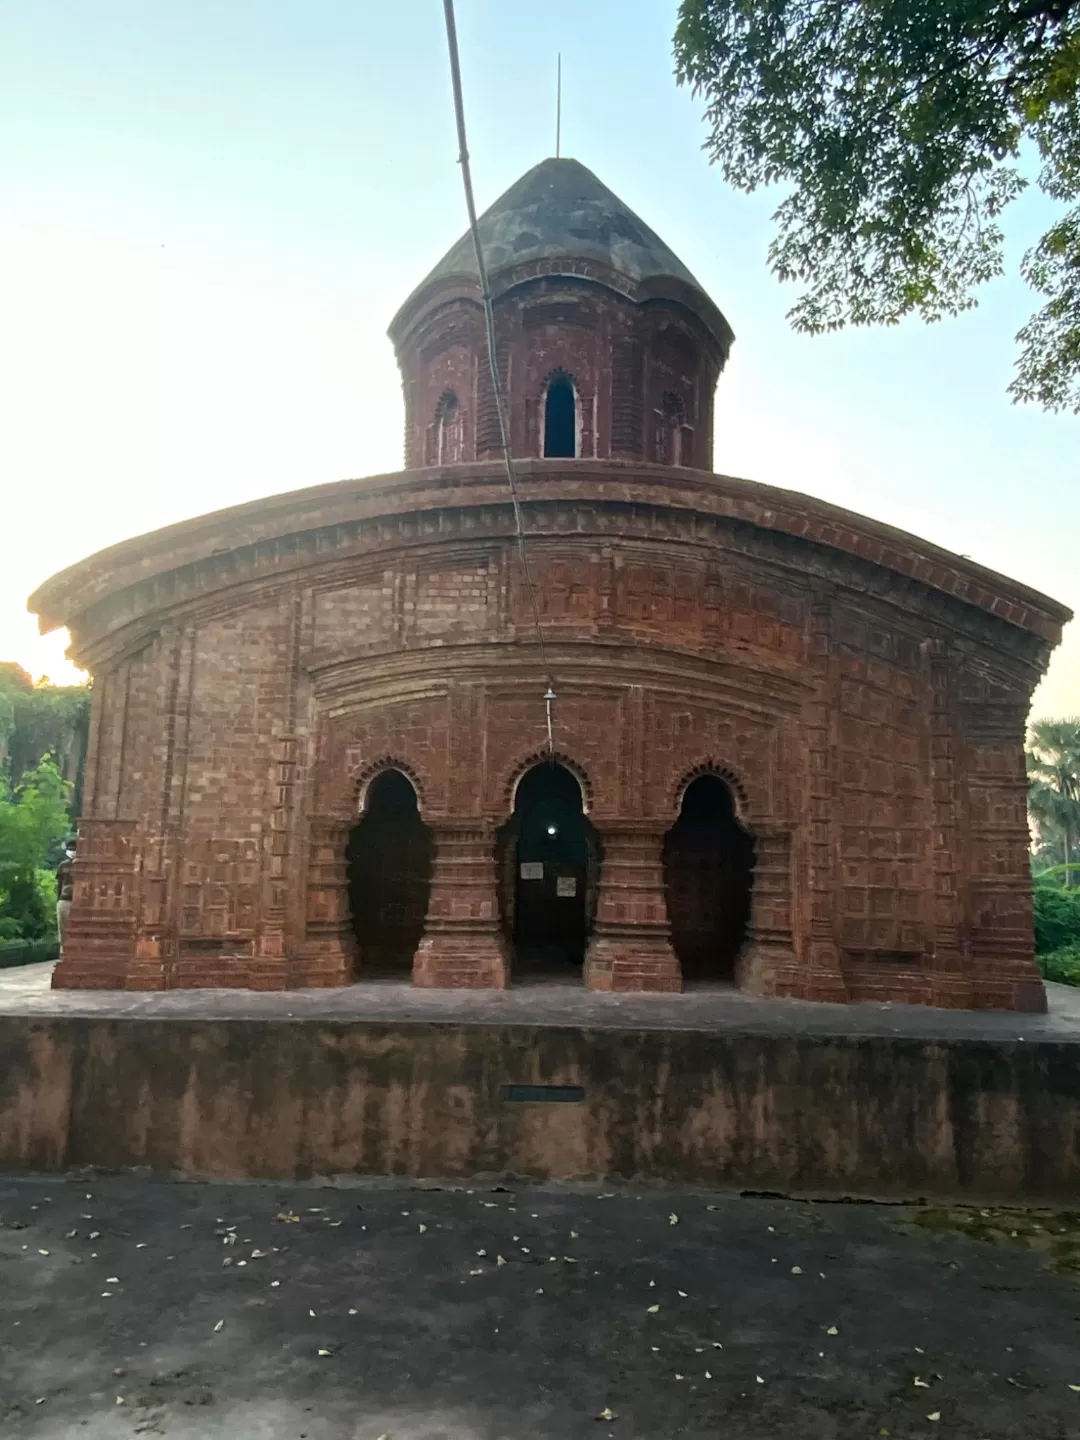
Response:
[291, 818, 356, 987]
[584, 821, 681, 992]
[413, 821, 508, 988]
[51, 819, 140, 989]
[736, 826, 815, 997]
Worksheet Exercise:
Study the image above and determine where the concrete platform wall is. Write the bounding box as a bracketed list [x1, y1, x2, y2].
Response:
[1, 1017, 1079, 1200]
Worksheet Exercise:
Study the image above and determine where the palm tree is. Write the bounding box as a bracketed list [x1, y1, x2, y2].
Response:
[1027, 719, 1080, 888]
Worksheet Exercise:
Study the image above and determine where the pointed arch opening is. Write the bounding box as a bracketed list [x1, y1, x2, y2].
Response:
[434, 390, 464, 465]
[496, 761, 599, 983]
[543, 371, 578, 458]
[662, 773, 755, 984]
[346, 769, 433, 978]
[657, 391, 693, 467]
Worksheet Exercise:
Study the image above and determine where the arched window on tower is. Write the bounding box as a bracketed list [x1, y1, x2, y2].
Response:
[428, 391, 465, 466]
[656, 391, 693, 467]
[543, 371, 578, 458]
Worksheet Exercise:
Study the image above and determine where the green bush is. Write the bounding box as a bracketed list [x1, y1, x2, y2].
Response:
[0, 938, 59, 968]
[1038, 943, 1080, 987]
[1033, 885, 1080, 955]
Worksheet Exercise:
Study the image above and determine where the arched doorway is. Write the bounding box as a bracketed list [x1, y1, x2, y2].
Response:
[346, 769, 433, 978]
[543, 372, 577, 458]
[498, 762, 596, 982]
[662, 774, 755, 984]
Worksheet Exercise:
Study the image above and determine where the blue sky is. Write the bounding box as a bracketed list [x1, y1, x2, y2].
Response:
[1, 0, 1076, 715]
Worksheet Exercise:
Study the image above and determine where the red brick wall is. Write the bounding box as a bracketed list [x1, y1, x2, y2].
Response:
[51, 473, 1055, 1010]
[394, 277, 721, 470]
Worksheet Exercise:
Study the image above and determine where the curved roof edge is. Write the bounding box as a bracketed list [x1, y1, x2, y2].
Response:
[29, 461, 1071, 652]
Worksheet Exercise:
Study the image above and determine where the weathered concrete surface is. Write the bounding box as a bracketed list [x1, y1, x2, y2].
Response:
[2, 1176, 1080, 1439]
[0, 969, 1078, 1198]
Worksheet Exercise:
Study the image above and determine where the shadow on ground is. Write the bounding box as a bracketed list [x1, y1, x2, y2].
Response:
[1, 1177, 1079, 1438]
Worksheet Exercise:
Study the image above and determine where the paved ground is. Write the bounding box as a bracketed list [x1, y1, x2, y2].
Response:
[3, 963, 1080, 1042]
[1, 1177, 1079, 1439]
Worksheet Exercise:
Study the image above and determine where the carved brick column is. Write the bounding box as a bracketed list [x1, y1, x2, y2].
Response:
[291, 818, 356, 987]
[413, 821, 508, 988]
[926, 642, 972, 1007]
[799, 599, 848, 1002]
[51, 820, 140, 989]
[584, 821, 681, 992]
[737, 826, 804, 997]
[958, 682, 1047, 1013]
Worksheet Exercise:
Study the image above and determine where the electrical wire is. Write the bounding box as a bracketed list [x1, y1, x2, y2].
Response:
[440, 0, 555, 750]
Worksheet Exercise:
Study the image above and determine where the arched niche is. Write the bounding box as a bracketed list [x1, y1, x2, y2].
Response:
[346, 768, 433, 977]
[662, 772, 755, 983]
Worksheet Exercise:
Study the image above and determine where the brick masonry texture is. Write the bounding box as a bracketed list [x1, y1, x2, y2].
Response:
[29, 192, 1070, 1009]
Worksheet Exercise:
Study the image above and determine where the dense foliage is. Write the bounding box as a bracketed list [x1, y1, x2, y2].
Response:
[1027, 719, 1080, 881]
[0, 756, 72, 943]
[0, 664, 86, 956]
[675, 0, 1080, 410]
[0, 664, 90, 802]
[1028, 721, 1080, 985]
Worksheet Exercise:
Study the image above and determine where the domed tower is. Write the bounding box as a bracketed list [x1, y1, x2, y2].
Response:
[388, 157, 734, 471]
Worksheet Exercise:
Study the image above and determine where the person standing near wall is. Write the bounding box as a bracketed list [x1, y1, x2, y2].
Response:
[55, 842, 75, 955]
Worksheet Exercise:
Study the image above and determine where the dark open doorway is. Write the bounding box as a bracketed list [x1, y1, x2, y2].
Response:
[346, 769, 433, 979]
[498, 762, 596, 983]
[662, 774, 755, 984]
[543, 373, 577, 458]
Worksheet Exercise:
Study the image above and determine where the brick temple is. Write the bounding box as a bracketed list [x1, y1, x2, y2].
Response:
[31, 157, 1070, 1008]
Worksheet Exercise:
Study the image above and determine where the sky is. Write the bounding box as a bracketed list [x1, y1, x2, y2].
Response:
[0, 0, 1076, 717]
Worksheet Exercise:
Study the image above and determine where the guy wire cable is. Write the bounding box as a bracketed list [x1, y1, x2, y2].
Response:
[440, 0, 556, 755]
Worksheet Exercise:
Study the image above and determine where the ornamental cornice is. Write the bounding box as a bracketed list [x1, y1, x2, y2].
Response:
[31, 463, 1068, 671]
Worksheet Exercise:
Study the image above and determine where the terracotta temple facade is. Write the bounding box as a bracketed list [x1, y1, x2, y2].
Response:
[31, 158, 1070, 1009]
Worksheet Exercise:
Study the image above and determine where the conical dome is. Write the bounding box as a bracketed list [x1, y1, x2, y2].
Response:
[391, 157, 732, 349]
[389, 156, 734, 472]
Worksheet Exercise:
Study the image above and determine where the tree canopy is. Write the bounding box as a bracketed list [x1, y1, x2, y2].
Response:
[675, 0, 1080, 411]
[0, 663, 90, 805]
[0, 756, 72, 940]
[1027, 717, 1080, 882]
